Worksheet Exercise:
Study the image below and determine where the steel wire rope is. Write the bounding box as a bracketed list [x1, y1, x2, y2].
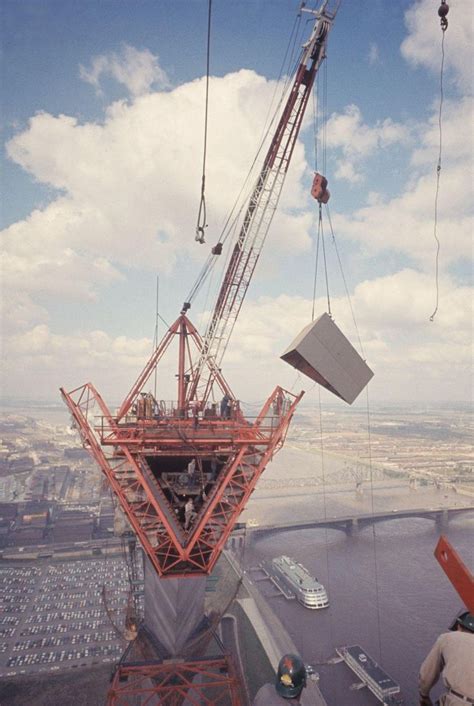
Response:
[322, 56, 328, 176]
[429, 26, 447, 322]
[185, 15, 306, 309]
[325, 204, 366, 359]
[311, 52, 331, 322]
[311, 211, 322, 321]
[187, 48, 302, 306]
[365, 385, 383, 663]
[195, 0, 213, 244]
[100, 491, 128, 642]
[319, 207, 332, 317]
[152, 275, 159, 399]
[312, 65, 320, 173]
[316, 386, 335, 662]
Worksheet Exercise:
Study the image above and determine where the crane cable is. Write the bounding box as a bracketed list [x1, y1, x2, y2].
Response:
[326, 205, 366, 359]
[195, 0, 213, 244]
[311, 69, 332, 321]
[430, 2, 449, 321]
[312, 205, 332, 321]
[185, 9, 303, 305]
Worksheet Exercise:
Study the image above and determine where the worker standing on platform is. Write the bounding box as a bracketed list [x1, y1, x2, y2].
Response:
[184, 497, 196, 531]
[220, 394, 231, 419]
[419, 611, 474, 706]
[253, 654, 307, 705]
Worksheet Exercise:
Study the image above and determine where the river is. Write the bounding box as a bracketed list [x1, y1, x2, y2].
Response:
[2, 404, 472, 703]
[243, 516, 473, 705]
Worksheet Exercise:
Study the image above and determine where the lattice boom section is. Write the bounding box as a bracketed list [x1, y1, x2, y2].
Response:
[61, 383, 303, 578]
[107, 656, 243, 705]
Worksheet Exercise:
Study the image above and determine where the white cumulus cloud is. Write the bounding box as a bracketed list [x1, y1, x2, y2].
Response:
[401, 0, 473, 94]
[79, 44, 169, 96]
[325, 105, 411, 183]
[3, 69, 314, 306]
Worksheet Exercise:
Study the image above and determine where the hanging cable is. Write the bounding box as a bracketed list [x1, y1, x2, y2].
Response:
[311, 206, 322, 321]
[152, 275, 159, 399]
[430, 2, 449, 321]
[319, 205, 332, 318]
[365, 385, 383, 663]
[185, 10, 305, 307]
[322, 54, 328, 176]
[317, 386, 335, 662]
[195, 0, 213, 244]
[326, 204, 366, 358]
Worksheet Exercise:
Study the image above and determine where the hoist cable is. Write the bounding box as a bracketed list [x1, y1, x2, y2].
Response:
[185, 13, 305, 307]
[311, 206, 322, 321]
[365, 385, 383, 663]
[322, 56, 328, 176]
[152, 275, 159, 399]
[429, 26, 447, 321]
[195, 0, 213, 244]
[312, 69, 320, 172]
[317, 386, 335, 660]
[319, 206, 332, 317]
[325, 204, 366, 359]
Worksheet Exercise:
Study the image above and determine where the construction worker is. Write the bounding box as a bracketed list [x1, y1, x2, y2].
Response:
[419, 611, 474, 706]
[220, 394, 231, 419]
[253, 654, 307, 705]
[184, 498, 196, 531]
[187, 458, 196, 486]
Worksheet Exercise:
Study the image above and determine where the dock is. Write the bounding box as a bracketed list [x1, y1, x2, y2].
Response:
[252, 562, 296, 600]
[336, 645, 404, 705]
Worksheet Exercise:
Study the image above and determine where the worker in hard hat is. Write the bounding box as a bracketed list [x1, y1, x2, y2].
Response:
[419, 611, 474, 706]
[253, 653, 307, 705]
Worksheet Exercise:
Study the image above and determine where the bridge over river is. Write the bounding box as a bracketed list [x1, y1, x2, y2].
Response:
[239, 505, 474, 544]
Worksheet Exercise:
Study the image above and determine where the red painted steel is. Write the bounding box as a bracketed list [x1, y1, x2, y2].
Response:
[434, 535, 474, 612]
[61, 320, 304, 577]
[107, 656, 243, 705]
[186, 10, 335, 406]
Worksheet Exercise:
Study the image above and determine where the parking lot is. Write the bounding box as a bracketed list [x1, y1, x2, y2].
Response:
[0, 557, 133, 677]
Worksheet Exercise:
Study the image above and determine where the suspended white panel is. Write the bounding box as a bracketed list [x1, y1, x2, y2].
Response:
[281, 312, 373, 405]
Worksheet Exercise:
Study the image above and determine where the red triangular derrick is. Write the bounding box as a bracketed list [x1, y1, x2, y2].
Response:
[61, 316, 303, 578]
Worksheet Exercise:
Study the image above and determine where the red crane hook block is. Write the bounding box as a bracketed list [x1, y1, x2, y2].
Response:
[311, 172, 330, 203]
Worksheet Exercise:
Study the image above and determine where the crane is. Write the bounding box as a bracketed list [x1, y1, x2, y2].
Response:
[185, 1, 336, 406]
[60, 5, 339, 703]
[61, 2, 338, 581]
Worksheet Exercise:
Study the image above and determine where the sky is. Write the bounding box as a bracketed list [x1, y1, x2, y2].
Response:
[1, 0, 473, 408]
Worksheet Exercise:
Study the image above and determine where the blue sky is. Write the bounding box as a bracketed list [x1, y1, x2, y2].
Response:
[1, 0, 472, 405]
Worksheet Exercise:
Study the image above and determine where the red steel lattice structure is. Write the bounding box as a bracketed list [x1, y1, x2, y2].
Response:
[107, 657, 242, 705]
[60, 5, 338, 703]
[61, 317, 302, 578]
[61, 2, 336, 580]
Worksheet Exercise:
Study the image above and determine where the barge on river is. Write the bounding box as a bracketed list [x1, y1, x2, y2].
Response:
[336, 645, 404, 705]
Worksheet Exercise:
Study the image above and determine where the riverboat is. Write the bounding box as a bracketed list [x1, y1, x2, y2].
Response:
[271, 555, 329, 609]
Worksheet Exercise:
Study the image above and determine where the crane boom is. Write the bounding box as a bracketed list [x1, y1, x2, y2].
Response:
[188, 2, 337, 405]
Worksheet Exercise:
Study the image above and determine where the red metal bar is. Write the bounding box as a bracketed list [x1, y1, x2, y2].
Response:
[435, 535, 474, 612]
[177, 316, 187, 412]
[117, 318, 181, 421]
[62, 380, 303, 577]
[107, 656, 243, 705]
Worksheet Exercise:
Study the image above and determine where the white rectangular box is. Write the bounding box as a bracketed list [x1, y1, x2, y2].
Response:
[281, 313, 373, 404]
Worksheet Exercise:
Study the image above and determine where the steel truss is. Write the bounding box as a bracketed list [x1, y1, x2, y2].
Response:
[107, 656, 242, 705]
[61, 316, 303, 578]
